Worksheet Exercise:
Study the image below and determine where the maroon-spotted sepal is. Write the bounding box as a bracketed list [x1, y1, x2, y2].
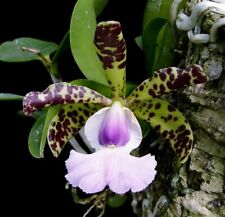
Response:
[95, 21, 126, 98]
[23, 82, 111, 115]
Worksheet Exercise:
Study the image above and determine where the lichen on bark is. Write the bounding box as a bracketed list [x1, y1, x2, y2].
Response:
[132, 1, 225, 216]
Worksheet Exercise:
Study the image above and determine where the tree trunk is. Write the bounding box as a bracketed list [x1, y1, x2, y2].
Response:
[132, 1, 225, 216]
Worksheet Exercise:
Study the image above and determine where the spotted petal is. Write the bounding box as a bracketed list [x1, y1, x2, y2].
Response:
[65, 149, 157, 194]
[48, 104, 100, 157]
[23, 82, 112, 115]
[133, 99, 193, 163]
[126, 65, 208, 105]
[95, 21, 126, 99]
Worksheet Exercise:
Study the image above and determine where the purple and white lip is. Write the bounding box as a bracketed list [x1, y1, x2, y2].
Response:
[98, 101, 131, 147]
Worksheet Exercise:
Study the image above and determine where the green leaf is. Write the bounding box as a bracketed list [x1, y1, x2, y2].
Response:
[27, 107, 59, 158]
[107, 195, 127, 208]
[52, 31, 70, 65]
[0, 38, 58, 62]
[134, 36, 143, 49]
[138, 118, 151, 138]
[153, 22, 175, 71]
[71, 79, 111, 98]
[143, 0, 173, 30]
[70, 0, 108, 85]
[125, 82, 137, 97]
[28, 113, 47, 158]
[142, 18, 167, 74]
[40, 106, 60, 158]
[93, 0, 109, 15]
[0, 93, 23, 101]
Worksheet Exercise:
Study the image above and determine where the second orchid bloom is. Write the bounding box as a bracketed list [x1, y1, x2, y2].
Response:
[23, 21, 208, 194]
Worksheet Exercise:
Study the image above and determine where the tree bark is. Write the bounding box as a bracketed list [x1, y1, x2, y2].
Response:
[132, 1, 225, 216]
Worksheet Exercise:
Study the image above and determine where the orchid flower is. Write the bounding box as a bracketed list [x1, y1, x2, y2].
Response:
[23, 21, 208, 194]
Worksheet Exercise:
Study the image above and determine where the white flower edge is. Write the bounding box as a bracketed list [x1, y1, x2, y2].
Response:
[65, 149, 157, 194]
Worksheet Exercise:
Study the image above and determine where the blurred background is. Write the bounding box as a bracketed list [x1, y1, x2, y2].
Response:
[0, 0, 147, 215]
